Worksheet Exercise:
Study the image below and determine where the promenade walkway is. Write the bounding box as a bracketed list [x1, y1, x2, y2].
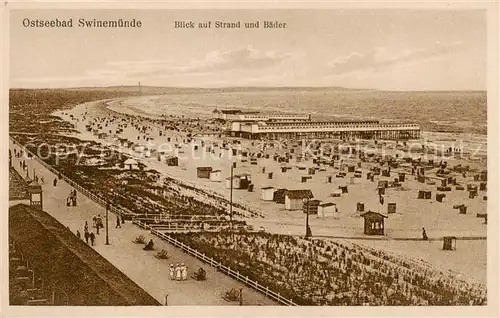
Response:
[9, 139, 277, 306]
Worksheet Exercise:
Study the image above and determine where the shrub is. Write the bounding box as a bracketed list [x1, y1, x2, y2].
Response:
[134, 235, 146, 244]
[155, 249, 169, 259]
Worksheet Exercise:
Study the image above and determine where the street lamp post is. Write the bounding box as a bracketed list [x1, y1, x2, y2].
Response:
[229, 164, 234, 241]
[105, 201, 110, 245]
[305, 197, 311, 238]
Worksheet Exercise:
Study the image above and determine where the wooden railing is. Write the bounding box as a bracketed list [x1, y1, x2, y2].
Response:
[133, 220, 224, 233]
[141, 224, 297, 306]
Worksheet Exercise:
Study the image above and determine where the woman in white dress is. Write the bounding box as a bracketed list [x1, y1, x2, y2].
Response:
[181, 263, 188, 281]
[175, 264, 182, 281]
[169, 264, 175, 280]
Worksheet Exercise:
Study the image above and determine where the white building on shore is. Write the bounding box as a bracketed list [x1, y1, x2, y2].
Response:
[228, 120, 420, 140]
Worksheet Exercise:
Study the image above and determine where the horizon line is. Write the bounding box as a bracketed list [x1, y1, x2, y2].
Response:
[9, 85, 487, 93]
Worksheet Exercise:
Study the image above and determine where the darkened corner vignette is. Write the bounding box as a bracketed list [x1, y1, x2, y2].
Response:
[2, 3, 498, 317]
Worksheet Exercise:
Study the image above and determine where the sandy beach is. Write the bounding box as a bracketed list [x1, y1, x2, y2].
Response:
[52, 95, 488, 288]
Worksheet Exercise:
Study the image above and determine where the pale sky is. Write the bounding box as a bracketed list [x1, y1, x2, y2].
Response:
[10, 9, 486, 90]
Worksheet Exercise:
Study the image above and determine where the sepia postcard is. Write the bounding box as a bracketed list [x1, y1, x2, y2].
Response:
[1, 1, 498, 318]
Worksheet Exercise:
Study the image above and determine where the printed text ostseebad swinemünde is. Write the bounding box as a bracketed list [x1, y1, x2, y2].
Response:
[22, 18, 142, 28]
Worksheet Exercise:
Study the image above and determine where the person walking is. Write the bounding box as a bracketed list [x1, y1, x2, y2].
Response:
[53, 178, 57, 187]
[76, 230, 81, 239]
[115, 215, 121, 228]
[89, 232, 95, 246]
[422, 227, 428, 241]
[84, 221, 89, 234]
[84, 231, 89, 244]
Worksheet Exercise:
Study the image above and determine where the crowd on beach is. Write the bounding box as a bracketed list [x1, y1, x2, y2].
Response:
[171, 232, 487, 306]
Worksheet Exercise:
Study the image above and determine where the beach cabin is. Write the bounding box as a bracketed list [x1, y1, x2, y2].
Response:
[209, 170, 222, 182]
[273, 188, 288, 204]
[480, 170, 487, 181]
[144, 146, 154, 158]
[284, 190, 313, 211]
[197, 167, 212, 179]
[398, 173, 406, 182]
[226, 174, 251, 189]
[261, 187, 276, 201]
[436, 193, 446, 202]
[443, 236, 457, 251]
[134, 145, 145, 157]
[361, 211, 387, 236]
[331, 189, 342, 197]
[318, 202, 336, 218]
[237, 173, 251, 189]
[165, 156, 178, 166]
[226, 176, 241, 189]
[338, 185, 348, 194]
[118, 138, 129, 148]
[418, 190, 432, 199]
[124, 158, 139, 170]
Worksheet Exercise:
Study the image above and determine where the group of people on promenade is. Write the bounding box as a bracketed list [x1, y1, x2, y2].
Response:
[13, 149, 24, 158]
[92, 214, 104, 234]
[75, 213, 124, 246]
[14, 151, 44, 184]
[169, 263, 188, 281]
[76, 221, 96, 246]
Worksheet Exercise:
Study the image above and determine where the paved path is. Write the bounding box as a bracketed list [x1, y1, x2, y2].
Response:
[9, 140, 277, 306]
